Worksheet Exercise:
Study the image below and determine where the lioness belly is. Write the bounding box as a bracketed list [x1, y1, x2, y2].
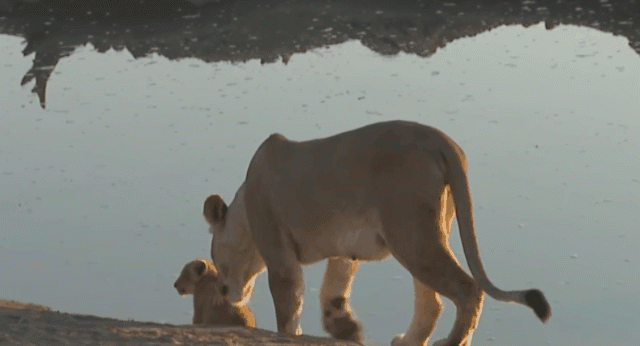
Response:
[331, 227, 391, 261]
[290, 209, 391, 264]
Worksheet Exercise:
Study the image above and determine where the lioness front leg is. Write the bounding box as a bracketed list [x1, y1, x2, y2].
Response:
[320, 257, 362, 342]
[267, 262, 304, 335]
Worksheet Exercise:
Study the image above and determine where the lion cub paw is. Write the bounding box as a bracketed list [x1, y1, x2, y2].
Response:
[322, 297, 363, 342]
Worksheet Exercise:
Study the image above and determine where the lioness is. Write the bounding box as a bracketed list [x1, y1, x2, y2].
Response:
[174, 259, 255, 327]
[205, 120, 550, 346]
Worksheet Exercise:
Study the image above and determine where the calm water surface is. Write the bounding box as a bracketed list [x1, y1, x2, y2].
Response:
[1, 23, 639, 346]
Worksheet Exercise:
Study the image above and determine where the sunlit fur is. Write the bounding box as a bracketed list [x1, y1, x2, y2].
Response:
[205, 121, 550, 346]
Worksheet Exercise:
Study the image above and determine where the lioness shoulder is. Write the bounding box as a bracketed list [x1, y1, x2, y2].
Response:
[174, 259, 255, 327]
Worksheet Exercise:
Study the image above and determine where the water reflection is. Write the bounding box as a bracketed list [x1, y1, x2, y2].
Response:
[0, 2, 639, 346]
[1, 0, 638, 108]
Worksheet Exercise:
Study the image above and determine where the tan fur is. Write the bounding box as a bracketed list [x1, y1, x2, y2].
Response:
[174, 259, 255, 327]
[205, 121, 550, 346]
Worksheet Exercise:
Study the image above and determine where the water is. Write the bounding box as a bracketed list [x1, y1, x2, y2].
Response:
[1, 23, 639, 346]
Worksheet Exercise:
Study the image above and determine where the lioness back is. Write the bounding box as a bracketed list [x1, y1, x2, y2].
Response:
[243, 121, 460, 263]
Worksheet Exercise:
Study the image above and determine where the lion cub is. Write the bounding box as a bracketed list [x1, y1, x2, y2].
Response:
[174, 259, 255, 327]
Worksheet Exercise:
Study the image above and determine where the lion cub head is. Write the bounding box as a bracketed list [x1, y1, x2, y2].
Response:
[174, 259, 256, 327]
[174, 259, 214, 296]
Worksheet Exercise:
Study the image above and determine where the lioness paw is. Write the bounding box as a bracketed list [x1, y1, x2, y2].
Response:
[432, 338, 469, 346]
[391, 334, 408, 346]
[322, 299, 362, 342]
[432, 339, 447, 346]
[331, 315, 362, 341]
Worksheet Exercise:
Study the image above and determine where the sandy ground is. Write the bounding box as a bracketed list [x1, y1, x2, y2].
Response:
[0, 300, 358, 346]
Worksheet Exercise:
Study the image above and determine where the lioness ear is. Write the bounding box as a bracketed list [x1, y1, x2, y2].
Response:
[203, 194, 228, 225]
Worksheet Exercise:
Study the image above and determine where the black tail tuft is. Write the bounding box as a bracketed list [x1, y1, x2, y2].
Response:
[525, 289, 551, 322]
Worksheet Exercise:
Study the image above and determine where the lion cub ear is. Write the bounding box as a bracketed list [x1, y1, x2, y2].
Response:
[194, 260, 208, 278]
[203, 194, 228, 225]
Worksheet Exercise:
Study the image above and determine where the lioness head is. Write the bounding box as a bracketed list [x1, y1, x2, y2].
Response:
[174, 259, 215, 296]
[204, 185, 266, 305]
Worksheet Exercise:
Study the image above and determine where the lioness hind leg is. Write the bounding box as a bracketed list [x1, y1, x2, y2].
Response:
[392, 278, 442, 346]
[320, 257, 362, 342]
[382, 205, 483, 346]
[393, 250, 483, 346]
[404, 249, 483, 346]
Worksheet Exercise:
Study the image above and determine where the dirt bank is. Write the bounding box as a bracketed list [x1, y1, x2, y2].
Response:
[0, 300, 359, 346]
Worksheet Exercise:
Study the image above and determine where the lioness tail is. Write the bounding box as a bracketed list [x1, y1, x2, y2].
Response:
[438, 136, 551, 323]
